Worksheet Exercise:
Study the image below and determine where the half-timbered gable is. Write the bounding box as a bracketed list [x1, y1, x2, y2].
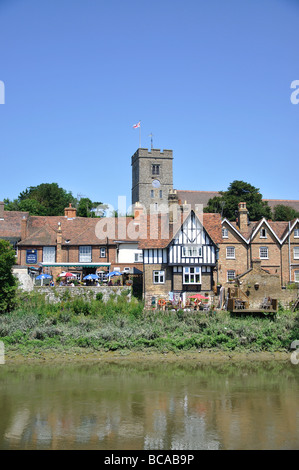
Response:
[139, 209, 222, 306]
[169, 210, 217, 266]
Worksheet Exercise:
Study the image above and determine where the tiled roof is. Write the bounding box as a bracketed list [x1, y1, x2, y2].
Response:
[138, 211, 222, 249]
[17, 215, 137, 246]
[175, 190, 299, 214]
[264, 199, 299, 213]
[0, 211, 29, 239]
[176, 190, 221, 208]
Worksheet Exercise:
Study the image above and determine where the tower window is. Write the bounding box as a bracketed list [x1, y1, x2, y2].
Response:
[152, 164, 160, 175]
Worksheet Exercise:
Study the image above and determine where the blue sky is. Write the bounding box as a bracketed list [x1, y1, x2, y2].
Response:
[0, 0, 298, 213]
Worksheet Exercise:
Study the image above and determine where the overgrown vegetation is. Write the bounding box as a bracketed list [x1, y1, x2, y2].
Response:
[0, 291, 298, 355]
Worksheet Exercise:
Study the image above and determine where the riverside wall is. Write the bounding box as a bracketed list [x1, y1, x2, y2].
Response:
[34, 286, 132, 303]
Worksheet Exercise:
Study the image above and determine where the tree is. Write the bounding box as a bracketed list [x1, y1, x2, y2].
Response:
[204, 180, 272, 221]
[18, 183, 75, 216]
[0, 240, 17, 313]
[4, 183, 75, 216]
[77, 197, 94, 217]
[272, 204, 299, 221]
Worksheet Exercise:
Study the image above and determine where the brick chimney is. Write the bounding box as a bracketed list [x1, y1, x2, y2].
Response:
[134, 201, 145, 220]
[0, 201, 4, 220]
[21, 216, 27, 240]
[168, 189, 179, 223]
[237, 202, 248, 232]
[64, 203, 77, 218]
[56, 222, 62, 263]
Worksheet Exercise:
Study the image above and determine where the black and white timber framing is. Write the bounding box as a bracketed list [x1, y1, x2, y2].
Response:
[143, 211, 217, 267]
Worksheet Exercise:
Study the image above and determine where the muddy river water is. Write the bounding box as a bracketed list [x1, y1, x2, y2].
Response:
[0, 354, 299, 450]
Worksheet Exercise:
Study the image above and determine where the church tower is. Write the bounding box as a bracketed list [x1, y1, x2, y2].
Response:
[131, 148, 173, 212]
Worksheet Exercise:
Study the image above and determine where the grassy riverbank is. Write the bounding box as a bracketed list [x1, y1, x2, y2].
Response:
[0, 291, 298, 359]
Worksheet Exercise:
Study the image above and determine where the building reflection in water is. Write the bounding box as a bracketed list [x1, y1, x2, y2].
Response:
[1, 361, 299, 450]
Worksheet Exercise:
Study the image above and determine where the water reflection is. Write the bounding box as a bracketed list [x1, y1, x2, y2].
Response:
[0, 361, 299, 450]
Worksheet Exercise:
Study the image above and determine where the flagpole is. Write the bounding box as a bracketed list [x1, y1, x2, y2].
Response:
[139, 120, 141, 148]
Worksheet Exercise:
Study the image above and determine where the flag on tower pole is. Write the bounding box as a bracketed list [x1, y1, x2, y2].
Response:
[133, 121, 141, 148]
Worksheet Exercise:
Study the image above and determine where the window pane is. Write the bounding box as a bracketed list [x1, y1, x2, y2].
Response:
[79, 246, 92, 262]
[43, 247, 55, 263]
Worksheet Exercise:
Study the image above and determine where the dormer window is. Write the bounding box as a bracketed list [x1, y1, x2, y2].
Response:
[294, 229, 299, 238]
[260, 228, 267, 238]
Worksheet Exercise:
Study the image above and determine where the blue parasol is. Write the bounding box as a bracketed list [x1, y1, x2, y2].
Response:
[107, 271, 122, 277]
[83, 274, 99, 280]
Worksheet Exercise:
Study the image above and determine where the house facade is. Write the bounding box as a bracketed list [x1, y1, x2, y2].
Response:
[219, 202, 299, 287]
[12, 204, 143, 281]
[137, 201, 222, 306]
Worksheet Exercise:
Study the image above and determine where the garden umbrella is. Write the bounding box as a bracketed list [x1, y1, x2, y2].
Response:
[36, 274, 52, 279]
[59, 272, 76, 278]
[107, 271, 122, 277]
[83, 274, 99, 280]
[188, 294, 209, 300]
[36, 273, 52, 286]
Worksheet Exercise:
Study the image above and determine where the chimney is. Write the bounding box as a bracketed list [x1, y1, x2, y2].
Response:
[64, 203, 77, 218]
[0, 201, 4, 219]
[168, 189, 179, 223]
[237, 202, 248, 231]
[21, 216, 27, 240]
[134, 201, 145, 220]
[56, 222, 62, 263]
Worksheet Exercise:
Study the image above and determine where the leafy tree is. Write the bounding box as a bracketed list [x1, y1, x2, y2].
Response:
[0, 240, 17, 313]
[204, 180, 272, 221]
[272, 204, 299, 221]
[4, 183, 75, 216]
[18, 183, 75, 216]
[77, 197, 94, 217]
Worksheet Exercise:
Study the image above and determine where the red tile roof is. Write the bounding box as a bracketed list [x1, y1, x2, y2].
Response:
[17, 215, 137, 246]
[138, 211, 222, 249]
[0, 211, 29, 240]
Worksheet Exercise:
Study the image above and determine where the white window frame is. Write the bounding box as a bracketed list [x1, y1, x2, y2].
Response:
[222, 228, 228, 238]
[134, 252, 143, 262]
[79, 245, 92, 263]
[43, 246, 56, 263]
[260, 228, 267, 238]
[294, 229, 299, 238]
[294, 247, 299, 260]
[295, 270, 299, 283]
[182, 246, 202, 258]
[100, 247, 106, 258]
[183, 266, 201, 285]
[259, 246, 268, 259]
[227, 270, 236, 281]
[226, 247, 235, 259]
[153, 270, 165, 284]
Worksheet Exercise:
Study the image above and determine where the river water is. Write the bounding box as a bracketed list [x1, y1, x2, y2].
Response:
[0, 358, 299, 450]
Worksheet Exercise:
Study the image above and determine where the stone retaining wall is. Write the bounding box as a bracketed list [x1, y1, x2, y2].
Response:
[34, 286, 132, 303]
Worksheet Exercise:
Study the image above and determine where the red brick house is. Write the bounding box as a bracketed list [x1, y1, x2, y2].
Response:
[14, 204, 143, 281]
[220, 202, 299, 287]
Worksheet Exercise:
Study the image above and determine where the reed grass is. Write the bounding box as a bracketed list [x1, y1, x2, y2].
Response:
[0, 290, 298, 354]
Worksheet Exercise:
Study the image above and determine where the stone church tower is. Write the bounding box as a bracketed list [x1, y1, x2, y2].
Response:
[131, 148, 173, 212]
